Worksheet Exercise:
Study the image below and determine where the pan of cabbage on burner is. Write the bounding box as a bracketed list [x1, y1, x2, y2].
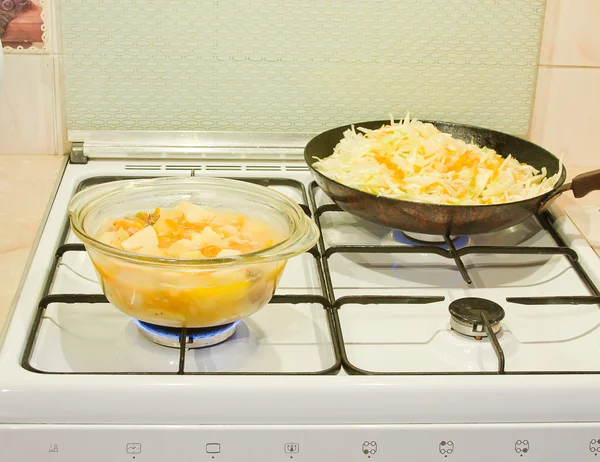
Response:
[305, 115, 600, 236]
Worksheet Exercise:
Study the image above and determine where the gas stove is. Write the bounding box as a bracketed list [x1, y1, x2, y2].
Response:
[1, 148, 600, 462]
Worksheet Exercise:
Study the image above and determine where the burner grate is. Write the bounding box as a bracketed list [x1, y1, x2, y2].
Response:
[20, 176, 600, 376]
[21, 177, 339, 376]
[308, 182, 600, 376]
[22, 292, 337, 375]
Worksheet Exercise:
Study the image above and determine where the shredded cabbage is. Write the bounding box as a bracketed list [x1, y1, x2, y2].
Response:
[313, 114, 562, 205]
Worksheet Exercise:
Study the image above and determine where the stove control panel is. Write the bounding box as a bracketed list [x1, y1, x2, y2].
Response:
[1, 423, 599, 461]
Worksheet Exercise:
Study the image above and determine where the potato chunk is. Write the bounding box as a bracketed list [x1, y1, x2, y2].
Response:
[175, 201, 214, 223]
[167, 238, 196, 257]
[191, 226, 223, 248]
[217, 249, 242, 258]
[121, 226, 158, 250]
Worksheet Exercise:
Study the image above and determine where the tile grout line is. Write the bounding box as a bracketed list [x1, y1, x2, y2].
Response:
[538, 64, 600, 70]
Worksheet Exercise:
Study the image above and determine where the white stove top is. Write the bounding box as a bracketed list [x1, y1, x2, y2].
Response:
[1, 159, 600, 462]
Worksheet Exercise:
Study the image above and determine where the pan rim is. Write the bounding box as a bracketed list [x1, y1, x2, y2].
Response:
[304, 118, 568, 210]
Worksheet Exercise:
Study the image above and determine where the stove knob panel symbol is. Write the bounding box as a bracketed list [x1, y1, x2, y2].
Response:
[515, 440, 529, 456]
[362, 441, 377, 457]
[206, 443, 221, 454]
[284, 443, 300, 454]
[125, 443, 142, 455]
[589, 439, 600, 455]
[439, 440, 454, 457]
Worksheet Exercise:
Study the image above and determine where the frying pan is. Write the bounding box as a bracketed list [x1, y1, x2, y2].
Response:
[305, 120, 600, 236]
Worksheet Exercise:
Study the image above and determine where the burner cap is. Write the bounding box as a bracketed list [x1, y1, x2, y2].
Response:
[392, 230, 469, 249]
[133, 320, 239, 349]
[449, 297, 505, 338]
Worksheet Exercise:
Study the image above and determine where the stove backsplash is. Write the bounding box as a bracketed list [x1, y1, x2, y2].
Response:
[58, 0, 545, 138]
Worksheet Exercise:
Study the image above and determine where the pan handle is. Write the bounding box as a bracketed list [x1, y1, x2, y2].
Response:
[569, 169, 600, 198]
[538, 169, 600, 213]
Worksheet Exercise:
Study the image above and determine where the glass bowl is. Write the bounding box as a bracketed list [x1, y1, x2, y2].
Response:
[68, 177, 320, 328]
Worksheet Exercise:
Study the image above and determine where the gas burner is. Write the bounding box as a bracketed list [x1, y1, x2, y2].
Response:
[133, 320, 240, 349]
[449, 297, 505, 339]
[392, 230, 469, 249]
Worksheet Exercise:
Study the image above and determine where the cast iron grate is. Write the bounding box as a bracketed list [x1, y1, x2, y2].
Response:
[21, 177, 340, 375]
[308, 182, 600, 375]
[20, 175, 600, 376]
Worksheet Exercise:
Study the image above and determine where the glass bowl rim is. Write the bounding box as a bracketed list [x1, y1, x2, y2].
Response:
[68, 176, 319, 269]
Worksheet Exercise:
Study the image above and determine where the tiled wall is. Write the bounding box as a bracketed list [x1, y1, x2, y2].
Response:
[530, 0, 600, 167]
[0, 0, 598, 165]
[0, 55, 57, 155]
[0, 0, 67, 155]
[59, 0, 544, 137]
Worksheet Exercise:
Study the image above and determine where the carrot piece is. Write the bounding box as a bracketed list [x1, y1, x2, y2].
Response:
[201, 245, 222, 258]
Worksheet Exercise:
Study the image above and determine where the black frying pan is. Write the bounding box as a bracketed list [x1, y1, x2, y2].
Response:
[305, 120, 600, 236]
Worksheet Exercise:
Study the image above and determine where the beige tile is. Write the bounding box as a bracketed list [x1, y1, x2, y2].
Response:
[0, 155, 65, 331]
[47, 0, 60, 54]
[541, 0, 600, 67]
[52, 55, 70, 154]
[0, 55, 55, 155]
[530, 67, 600, 167]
